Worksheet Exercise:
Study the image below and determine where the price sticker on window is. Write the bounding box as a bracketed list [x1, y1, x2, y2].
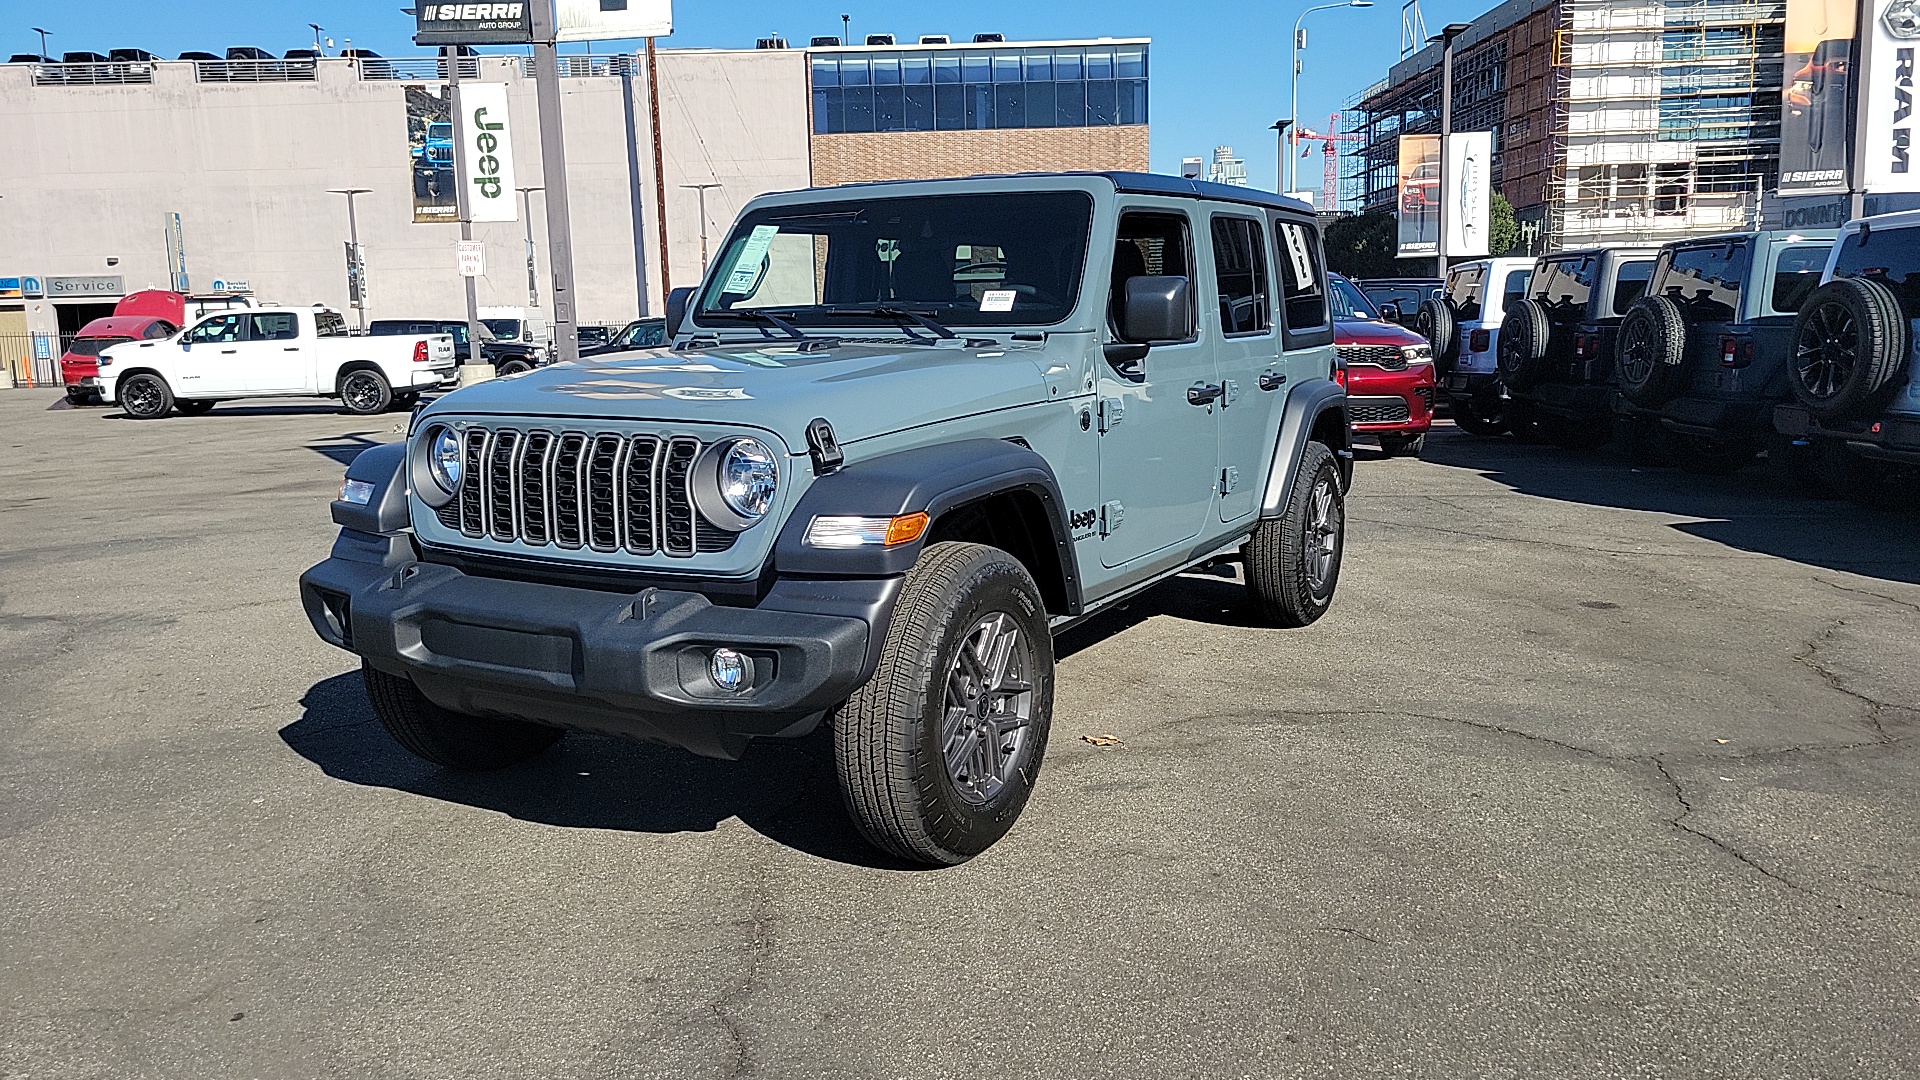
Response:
[979, 289, 1017, 312]
[724, 225, 781, 294]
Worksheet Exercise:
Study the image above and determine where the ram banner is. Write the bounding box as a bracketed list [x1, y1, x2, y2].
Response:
[1781, 0, 1857, 193]
[1396, 134, 1441, 258]
[1860, 0, 1920, 192]
[1442, 131, 1492, 258]
[454, 82, 518, 223]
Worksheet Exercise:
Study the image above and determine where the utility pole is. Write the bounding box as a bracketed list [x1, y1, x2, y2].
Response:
[1434, 22, 1469, 273]
[326, 188, 370, 329]
[445, 46, 486, 367]
[530, 0, 581, 364]
[681, 183, 722, 272]
[842, 13, 852, 45]
[1269, 120, 1291, 195]
[517, 185, 543, 308]
[645, 37, 671, 300]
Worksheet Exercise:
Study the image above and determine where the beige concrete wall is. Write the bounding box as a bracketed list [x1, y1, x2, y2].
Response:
[810, 126, 1150, 186]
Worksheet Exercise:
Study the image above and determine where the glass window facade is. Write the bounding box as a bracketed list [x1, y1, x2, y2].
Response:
[812, 45, 1148, 134]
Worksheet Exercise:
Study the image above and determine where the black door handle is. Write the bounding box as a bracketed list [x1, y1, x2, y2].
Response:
[1259, 371, 1287, 391]
[220, 348, 238, 354]
[283, 347, 300, 352]
[1187, 382, 1223, 406]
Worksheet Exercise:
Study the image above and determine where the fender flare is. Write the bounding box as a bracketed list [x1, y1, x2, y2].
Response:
[773, 438, 1083, 614]
[1261, 379, 1351, 518]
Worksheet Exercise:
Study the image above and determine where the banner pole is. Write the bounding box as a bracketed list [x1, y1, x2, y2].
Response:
[448, 47, 485, 369]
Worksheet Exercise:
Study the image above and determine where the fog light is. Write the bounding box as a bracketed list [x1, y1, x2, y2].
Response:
[710, 648, 749, 693]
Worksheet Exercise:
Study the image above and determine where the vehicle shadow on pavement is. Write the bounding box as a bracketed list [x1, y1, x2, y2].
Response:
[1418, 427, 1920, 587]
[281, 671, 927, 870]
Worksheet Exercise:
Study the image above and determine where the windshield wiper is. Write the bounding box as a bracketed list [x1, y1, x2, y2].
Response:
[819, 304, 957, 341]
[700, 309, 808, 341]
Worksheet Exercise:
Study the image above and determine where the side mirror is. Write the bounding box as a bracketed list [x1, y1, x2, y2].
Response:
[1381, 301, 1402, 322]
[1120, 275, 1194, 344]
[664, 287, 694, 339]
[181, 339, 191, 351]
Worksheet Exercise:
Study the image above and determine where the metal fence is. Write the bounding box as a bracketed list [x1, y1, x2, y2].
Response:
[193, 58, 319, 83]
[31, 61, 155, 86]
[356, 57, 482, 81]
[0, 332, 64, 389]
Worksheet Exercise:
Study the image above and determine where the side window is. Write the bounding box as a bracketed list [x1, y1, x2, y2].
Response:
[1275, 219, 1329, 341]
[1111, 210, 1197, 342]
[1447, 268, 1486, 322]
[1832, 226, 1920, 314]
[1612, 260, 1654, 314]
[247, 313, 299, 341]
[1531, 257, 1595, 318]
[314, 311, 348, 338]
[145, 321, 176, 339]
[186, 314, 244, 344]
[1655, 244, 1745, 322]
[1210, 215, 1271, 336]
[1500, 269, 1531, 313]
[1770, 243, 1833, 314]
[638, 323, 666, 347]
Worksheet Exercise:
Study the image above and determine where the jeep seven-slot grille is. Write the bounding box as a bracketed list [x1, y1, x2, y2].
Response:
[1336, 344, 1408, 370]
[1348, 396, 1412, 425]
[433, 426, 735, 557]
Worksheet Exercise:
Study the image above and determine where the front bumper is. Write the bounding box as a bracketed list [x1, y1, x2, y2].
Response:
[1346, 365, 1434, 434]
[300, 545, 887, 760]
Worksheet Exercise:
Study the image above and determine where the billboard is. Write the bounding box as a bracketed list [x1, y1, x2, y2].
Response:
[407, 86, 458, 223]
[455, 82, 519, 222]
[556, 0, 673, 41]
[416, 3, 535, 45]
[1396, 134, 1440, 257]
[1442, 131, 1492, 258]
[1781, 0, 1857, 193]
[1860, 0, 1920, 192]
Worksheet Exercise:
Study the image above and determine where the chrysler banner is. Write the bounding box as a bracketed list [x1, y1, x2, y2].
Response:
[1861, 0, 1920, 192]
[1396, 134, 1441, 258]
[1442, 131, 1492, 258]
[1780, 0, 1856, 193]
[456, 82, 518, 222]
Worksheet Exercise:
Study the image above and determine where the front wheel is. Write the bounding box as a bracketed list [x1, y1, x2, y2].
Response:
[1245, 441, 1345, 628]
[362, 664, 563, 769]
[339, 368, 393, 415]
[834, 542, 1054, 865]
[119, 373, 174, 419]
[497, 360, 533, 377]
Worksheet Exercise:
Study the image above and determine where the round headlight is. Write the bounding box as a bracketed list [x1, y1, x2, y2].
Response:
[429, 427, 463, 492]
[719, 438, 777, 520]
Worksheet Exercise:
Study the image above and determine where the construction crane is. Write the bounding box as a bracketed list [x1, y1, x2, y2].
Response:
[1293, 112, 1363, 213]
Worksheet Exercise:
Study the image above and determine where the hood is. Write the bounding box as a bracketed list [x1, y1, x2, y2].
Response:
[1335, 317, 1427, 347]
[419, 338, 1052, 451]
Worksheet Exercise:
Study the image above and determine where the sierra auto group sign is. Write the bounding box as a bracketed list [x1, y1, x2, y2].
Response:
[416, 3, 534, 45]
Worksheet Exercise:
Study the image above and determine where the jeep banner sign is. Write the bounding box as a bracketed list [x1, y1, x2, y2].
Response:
[415, 3, 534, 46]
[1861, 0, 1920, 192]
[455, 83, 518, 222]
[1780, 0, 1856, 193]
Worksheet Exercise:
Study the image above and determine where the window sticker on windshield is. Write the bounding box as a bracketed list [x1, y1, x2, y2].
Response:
[724, 225, 781, 294]
[979, 289, 1017, 312]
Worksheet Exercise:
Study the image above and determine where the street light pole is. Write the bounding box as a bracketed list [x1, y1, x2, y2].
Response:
[308, 23, 325, 53]
[1269, 120, 1291, 196]
[518, 185, 544, 308]
[31, 27, 49, 60]
[446, 46, 485, 369]
[530, 0, 582, 365]
[326, 188, 371, 329]
[1432, 22, 1471, 274]
[681, 183, 722, 272]
[1289, 1, 1373, 194]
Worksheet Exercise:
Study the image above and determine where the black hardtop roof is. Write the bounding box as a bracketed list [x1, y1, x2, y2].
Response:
[811, 170, 1317, 219]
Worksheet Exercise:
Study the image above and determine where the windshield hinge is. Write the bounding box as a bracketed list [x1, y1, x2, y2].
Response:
[1097, 396, 1124, 433]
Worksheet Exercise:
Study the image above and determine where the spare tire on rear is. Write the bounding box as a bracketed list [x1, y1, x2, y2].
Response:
[1416, 297, 1457, 370]
[1788, 277, 1910, 421]
[1615, 294, 1689, 407]
[1496, 298, 1551, 390]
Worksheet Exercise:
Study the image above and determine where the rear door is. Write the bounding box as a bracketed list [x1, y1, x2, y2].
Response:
[1651, 241, 1748, 397]
[242, 311, 308, 392]
[1207, 211, 1280, 523]
[1748, 239, 1832, 396]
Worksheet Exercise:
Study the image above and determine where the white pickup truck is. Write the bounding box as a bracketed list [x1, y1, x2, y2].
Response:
[100, 306, 457, 419]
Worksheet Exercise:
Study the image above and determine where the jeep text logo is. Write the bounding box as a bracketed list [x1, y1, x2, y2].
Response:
[472, 106, 505, 199]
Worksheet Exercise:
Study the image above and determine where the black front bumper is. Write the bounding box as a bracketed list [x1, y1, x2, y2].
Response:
[300, 538, 892, 760]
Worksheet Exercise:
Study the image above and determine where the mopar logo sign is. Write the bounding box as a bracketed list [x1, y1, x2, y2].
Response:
[415, 2, 533, 45]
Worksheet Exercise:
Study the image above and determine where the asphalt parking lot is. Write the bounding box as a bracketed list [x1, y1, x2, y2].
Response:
[2, 388, 1918, 1079]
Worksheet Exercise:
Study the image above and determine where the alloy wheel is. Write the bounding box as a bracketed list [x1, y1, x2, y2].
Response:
[941, 612, 1035, 807]
[1305, 474, 1342, 592]
[342, 372, 383, 412]
[124, 379, 163, 417]
[1619, 315, 1655, 388]
[1794, 301, 1858, 400]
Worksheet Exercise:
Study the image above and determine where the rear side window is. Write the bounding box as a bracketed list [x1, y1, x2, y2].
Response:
[1530, 257, 1596, 316]
[1828, 227, 1920, 315]
[1500, 269, 1531, 312]
[314, 311, 349, 338]
[1210, 215, 1271, 336]
[144, 322, 175, 339]
[66, 336, 134, 357]
[1612, 260, 1654, 314]
[1653, 243, 1746, 322]
[248, 313, 299, 341]
[1770, 243, 1832, 314]
[1276, 220, 1328, 336]
[1446, 267, 1486, 321]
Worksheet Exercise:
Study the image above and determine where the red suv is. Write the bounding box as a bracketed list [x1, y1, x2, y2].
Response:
[60, 315, 177, 404]
[1330, 274, 1435, 455]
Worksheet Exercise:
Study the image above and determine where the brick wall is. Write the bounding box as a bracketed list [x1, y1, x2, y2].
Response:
[810, 126, 1150, 186]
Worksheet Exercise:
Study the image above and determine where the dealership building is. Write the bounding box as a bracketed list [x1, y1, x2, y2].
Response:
[0, 35, 1149, 382]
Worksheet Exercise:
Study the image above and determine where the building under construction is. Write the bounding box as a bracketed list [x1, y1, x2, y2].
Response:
[1348, 0, 1784, 253]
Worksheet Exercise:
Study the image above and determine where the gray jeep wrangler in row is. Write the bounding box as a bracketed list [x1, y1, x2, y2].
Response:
[299, 173, 1352, 865]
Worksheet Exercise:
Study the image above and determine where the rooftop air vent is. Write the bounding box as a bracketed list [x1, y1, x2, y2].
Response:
[810, 35, 842, 47]
[972, 33, 1005, 43]
[756, 36, 789, 49]
[864, 33, 895, 46]
[918, 35, 951, 44]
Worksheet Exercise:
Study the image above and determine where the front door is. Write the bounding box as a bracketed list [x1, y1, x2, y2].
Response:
[242, 311, 309, 392]
[1206, 212, 1282, 523]
[179, 313, 249, 395]
[1096, 204, 1220, 569]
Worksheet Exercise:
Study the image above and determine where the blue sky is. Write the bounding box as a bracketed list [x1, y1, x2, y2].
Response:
[10, 0, 1488, 194]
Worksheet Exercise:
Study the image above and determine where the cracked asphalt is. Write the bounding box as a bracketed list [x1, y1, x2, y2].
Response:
[2, 388, 1918, 1078]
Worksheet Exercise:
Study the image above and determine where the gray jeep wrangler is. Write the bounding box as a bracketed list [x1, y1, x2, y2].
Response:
[299, 173, 1351, 865]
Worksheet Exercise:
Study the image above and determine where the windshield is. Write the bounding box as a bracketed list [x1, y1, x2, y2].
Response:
[693, 191, 1094, 329]
[481, 318, 522, 339]
[1330, 278, 1380, 320]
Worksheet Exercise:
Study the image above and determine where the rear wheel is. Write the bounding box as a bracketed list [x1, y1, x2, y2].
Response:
[119, 373, 173, 420]
[1616, 295, 1689, 407]
[833, 542, 1054, 865]
[339, 368, 392, 415]
[1245, 441, 1345, 628]
[1453, 396, 1509, 437]
[1506, 398, 1551, 444]
[362, 664, 563, 769]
